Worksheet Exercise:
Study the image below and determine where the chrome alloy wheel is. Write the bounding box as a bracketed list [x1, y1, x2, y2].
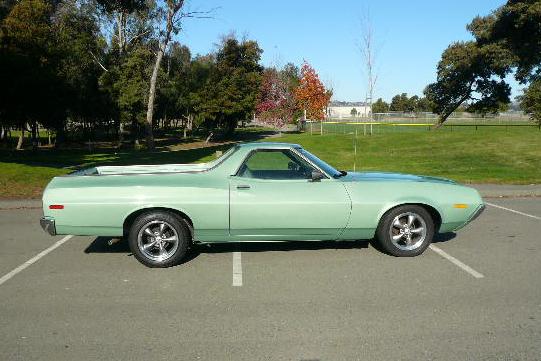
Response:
[137, 220, 180, 262]
[388, 212, 427, 251]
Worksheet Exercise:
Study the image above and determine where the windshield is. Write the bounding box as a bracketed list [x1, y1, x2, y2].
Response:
[297, 148, 342, 178]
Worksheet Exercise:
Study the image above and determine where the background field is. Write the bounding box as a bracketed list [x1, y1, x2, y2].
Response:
[1, 125, 540, 199]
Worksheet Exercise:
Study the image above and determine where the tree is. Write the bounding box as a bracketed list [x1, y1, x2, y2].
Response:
[0, 0, 61, 149]
[425, 0, 541, 127]
[95, 0, 148, 56]
[425, 41, 512, 127]
[357, 9, 379, 120]
[54, 0, 109, 142]
[519, 79, 541, 125]
[144, 0, 186, 149]
[196, 36, 263, 134]
[389, 93, 410, 112]
[372, 98, 389, 113]
[472, 0, 541, 83]
[350, 108, 358, 117]
[156, 42, 192, 133]
[0, 0, 17, 21]
[415, 97, 435, 113]
[115, 46, 153, 144]
[256, 65, 299, 128]
[294, 61, 332, 120]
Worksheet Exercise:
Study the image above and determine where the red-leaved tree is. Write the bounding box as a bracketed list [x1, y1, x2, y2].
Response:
[255, 68, 297, 128]
[294, 61, 332, 120]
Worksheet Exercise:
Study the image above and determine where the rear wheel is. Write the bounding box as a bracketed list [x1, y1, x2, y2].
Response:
[375, 205, 434, 257]
[128, 211, 190, 267]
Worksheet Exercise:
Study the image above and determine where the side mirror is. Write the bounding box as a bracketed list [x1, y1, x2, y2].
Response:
[310, 170, 325, 182]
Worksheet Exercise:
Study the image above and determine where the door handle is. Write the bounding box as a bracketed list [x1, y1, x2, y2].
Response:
[236, 184, 251, 190]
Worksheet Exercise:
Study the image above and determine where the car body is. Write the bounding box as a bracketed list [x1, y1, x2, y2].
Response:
[40, 142, 484, 266]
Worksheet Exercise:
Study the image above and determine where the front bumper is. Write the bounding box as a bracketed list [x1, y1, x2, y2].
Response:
[40, 217, 56, 236]
[468, 204, 486, 223]
[450, 203, 486, 232]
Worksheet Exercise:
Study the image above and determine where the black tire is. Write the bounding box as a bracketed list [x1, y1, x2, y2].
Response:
[375, 205, 434, 257]
[128, 211, 190, 268]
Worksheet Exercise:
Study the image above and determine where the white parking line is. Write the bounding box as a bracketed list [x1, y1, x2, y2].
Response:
[0, 235, 73, 286]
[486, 202, 541, 220]
[429, 244, 484, 279]
[232, 251, 243, 287]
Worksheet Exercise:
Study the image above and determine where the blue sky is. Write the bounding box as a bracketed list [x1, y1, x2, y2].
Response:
[179, 0, 515, 102]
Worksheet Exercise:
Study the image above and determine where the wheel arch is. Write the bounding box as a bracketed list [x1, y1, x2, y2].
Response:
[379, 203, 442, 232]
[123, 207, 194, 238]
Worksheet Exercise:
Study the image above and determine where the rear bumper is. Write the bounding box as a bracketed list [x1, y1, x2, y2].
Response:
[40, 217, 56, 236]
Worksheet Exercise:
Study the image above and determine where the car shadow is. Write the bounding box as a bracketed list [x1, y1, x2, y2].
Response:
[432, 232, 457, 243]
[84, 234, 455, 265]
[84, 237, 370, 264]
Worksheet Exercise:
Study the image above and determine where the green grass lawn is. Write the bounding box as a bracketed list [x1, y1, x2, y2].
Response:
[1, 126, 540, 199]
[273, 126, 541, 184]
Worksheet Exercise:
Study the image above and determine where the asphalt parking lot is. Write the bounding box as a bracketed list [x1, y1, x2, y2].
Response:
[1, 197, 540, 361]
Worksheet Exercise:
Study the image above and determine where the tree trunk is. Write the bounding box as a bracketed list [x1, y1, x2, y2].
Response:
[432, 88, 472, 129]
[145, 3, 183, 150]
[432, 117, 446, 129]
[118, 120, 124, 148]
[55, 126, 65, 148]
[145, 46, 164, 150]
[432, 106, 458, 129]
[16, 126, 24, 150]
[31, 121, 38, 151]
[117, 12, 124, 55]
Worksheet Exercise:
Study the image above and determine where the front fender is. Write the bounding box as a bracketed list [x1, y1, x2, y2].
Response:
[342, 181, 483, 236]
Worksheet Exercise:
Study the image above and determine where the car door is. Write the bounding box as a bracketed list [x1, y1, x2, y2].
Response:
[229, 148, 351, 240]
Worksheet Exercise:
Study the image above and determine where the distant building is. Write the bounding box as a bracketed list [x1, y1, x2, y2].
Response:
[327, 101, 371, 118]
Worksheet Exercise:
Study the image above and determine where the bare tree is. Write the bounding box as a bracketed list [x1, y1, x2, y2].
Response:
[357, 9, 379, 120]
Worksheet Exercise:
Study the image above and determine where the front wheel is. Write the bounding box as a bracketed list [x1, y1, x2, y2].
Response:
[128, 212, 190, 267]
[375, 205, 434, 257]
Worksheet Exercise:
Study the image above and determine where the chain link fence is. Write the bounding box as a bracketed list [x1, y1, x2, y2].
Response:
[300, 111, 539, 135]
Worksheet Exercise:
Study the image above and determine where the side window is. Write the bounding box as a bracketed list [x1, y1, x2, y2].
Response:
[237, 149, 316, 180]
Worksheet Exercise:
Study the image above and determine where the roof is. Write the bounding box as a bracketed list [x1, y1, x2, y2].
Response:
[238, 142, 301, 149]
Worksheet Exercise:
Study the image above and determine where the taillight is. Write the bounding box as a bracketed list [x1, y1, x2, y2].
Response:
[49, 205, 64, 210]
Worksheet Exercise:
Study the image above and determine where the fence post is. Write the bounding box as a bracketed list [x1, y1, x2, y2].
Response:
[370, 123, 373, 135]
[310, 122, 313, 135]
[353, 128, 357, 171]
[320, 121, 323, 135]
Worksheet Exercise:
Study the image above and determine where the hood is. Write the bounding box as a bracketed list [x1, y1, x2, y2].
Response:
[340, 171, 457, 185]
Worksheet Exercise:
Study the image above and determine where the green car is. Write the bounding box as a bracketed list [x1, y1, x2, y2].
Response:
[40, 142, 484, 267]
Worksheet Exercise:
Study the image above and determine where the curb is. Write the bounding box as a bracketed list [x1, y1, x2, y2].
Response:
[0, 200, 42, 211]
[469, 184, 541, 199]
